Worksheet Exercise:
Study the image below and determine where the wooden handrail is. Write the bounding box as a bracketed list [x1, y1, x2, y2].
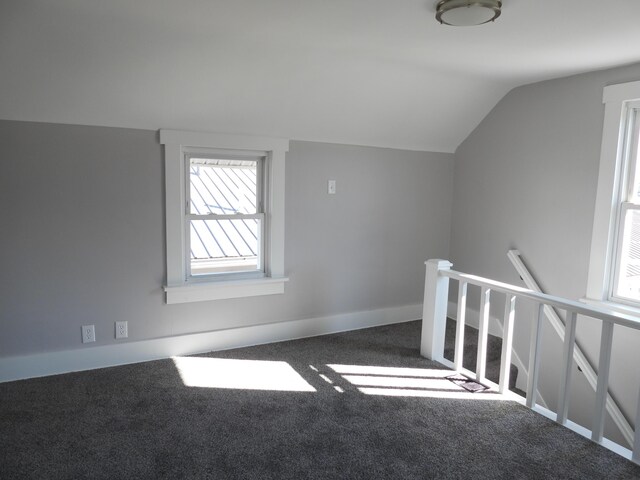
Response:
[440, 268, 640, 329]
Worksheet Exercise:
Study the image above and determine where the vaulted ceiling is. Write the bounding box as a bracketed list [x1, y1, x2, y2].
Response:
[2, 1, 640, 152]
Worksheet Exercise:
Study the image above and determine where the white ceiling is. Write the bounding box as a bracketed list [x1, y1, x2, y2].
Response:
[2, 1, 640, 153]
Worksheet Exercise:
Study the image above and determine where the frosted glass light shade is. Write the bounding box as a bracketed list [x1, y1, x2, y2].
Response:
[436, 0, 502, 26]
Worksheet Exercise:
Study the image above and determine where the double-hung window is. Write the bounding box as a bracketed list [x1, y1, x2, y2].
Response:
[610, 102, 640, 303]
[160, 130, 289, 304]
[187, 154, 264, 279]
[587, 81, 640, 310]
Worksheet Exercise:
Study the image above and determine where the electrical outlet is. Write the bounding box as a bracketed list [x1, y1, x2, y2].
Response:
[115, 321, 128, 339]
[328, 180, 336, 194]
[82, 325, 96, 343]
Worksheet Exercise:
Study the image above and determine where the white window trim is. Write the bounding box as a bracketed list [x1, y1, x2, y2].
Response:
[160, 129, 289, 304]
[586, 80, 640, 311]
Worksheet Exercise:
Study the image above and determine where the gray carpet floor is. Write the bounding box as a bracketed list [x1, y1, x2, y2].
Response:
[1, 320, 639, 479]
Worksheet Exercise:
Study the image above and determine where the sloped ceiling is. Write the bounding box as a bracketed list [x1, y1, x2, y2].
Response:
[2, 1, 640, 153]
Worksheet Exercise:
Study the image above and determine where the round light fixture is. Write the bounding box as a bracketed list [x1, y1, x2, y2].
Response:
[436, 0, 502, 26]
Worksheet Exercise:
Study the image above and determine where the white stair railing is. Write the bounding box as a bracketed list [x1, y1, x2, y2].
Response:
[507, 249, 634, 446]
[420, 259, 640, 464]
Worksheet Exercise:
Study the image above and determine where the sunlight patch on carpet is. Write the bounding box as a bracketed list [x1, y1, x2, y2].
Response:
[327, 364, 454, 377]
[172, 357, 316, 392]
[342, 374, 464, 391]
[358, 388, 506, 400]
[327, 364, 507, 400]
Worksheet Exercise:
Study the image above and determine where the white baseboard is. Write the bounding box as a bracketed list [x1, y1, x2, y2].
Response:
[446, 300, 548, 408]
[0, 304, 422, 383]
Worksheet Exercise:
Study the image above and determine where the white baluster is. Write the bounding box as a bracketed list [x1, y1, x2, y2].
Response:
[592, 320, 614, 443]
[526, 303, 544, 409]
[476, 287, 491, 383]
[499, 294, 516, 394]
[420, 259, 452, 362]
[557, 311, 577, 425]
[454, 281, 468, 372]
[634, 379, 640, 464]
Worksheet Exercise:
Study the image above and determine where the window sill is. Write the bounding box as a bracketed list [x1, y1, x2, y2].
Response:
[164, 277, 288, 304]
[580, 297, 640, 318]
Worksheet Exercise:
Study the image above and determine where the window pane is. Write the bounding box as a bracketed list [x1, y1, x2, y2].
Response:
[626, 110, 640, 203]
[614, 208, 640, 301]
[190, 218, 260, 275]
[189, 158, 258, 215]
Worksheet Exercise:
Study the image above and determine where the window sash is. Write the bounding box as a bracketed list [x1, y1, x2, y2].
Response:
[186, 154, 264, 216]
[611, 203, 640, 304]
[622, 107, 640, 204]
[186, 216, 265, 280]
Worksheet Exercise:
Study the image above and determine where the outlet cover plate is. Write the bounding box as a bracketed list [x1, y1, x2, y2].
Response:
[82, 325, 96, 343]
[115, 321, 128, 339]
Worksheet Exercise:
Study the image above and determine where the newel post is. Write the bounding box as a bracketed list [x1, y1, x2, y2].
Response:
[420, 259, 452, 362]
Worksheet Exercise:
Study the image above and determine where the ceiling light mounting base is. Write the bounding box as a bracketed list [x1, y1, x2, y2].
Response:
[436, 0, 502, 27]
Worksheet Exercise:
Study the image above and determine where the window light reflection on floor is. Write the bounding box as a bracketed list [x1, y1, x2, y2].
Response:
[171, 358, 515, 400]
[342, 374, 462, 391]
[172, 357, 316, 392]
[327, 364, 453, 377]
[358, 387, 507, 400]
[328, 364, 511, 401]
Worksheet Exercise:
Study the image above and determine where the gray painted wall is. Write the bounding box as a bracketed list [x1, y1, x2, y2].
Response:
[450, 62, 640, 445]
[0, 120, 454, 357]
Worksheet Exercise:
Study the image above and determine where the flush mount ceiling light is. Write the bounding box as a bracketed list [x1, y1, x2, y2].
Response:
[436, 0, 502, 26]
